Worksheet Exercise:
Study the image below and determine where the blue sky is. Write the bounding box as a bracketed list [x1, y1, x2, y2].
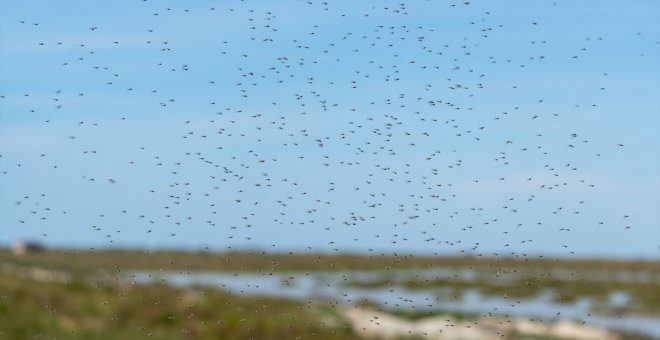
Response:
[1, 0, 658, 258]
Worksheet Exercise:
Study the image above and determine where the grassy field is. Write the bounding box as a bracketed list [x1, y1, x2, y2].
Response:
[2, 273, 655, 340]
[0, 272, 360, 340]
[1, 248, 658, 339]
[0, 248, 656, 274]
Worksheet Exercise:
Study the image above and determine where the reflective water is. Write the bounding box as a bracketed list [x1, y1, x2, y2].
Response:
[129, 270, 660, 338]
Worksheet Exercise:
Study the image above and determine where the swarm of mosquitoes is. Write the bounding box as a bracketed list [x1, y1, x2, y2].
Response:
[1, 0, 656, 338]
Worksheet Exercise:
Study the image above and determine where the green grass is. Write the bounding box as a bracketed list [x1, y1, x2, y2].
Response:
[0, 273, 358, 340]
[1, 248, 657, 275]
[1, 248, 658, 339]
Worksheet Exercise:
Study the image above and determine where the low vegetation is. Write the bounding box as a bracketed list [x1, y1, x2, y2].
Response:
[1, 248, 658, 339]
[0, 273, 357, 340]
[0, 248, 656, 274]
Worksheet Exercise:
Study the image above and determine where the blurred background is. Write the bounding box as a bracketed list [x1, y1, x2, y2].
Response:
[1, 0, 658, 339]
